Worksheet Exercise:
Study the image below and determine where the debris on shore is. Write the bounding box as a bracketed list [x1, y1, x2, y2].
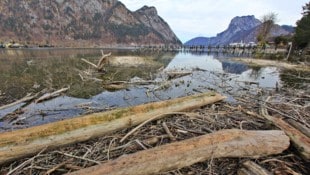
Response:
[0, 85, 309, 175]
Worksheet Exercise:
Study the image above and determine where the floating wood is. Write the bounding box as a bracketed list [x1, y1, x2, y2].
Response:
[35, 87, 69, 103]
[0, 94, 37, 111]
[166, 71, 192, 80]
[0, 92, 225, 165]
[67, 129, 289, 175]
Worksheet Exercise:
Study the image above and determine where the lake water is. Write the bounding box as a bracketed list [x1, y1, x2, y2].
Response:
[0, 48, 282, 131]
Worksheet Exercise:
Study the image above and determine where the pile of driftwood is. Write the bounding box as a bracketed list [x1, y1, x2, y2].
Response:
[0, 87, 309, 174]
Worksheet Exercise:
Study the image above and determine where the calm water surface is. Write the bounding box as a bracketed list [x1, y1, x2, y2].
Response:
[0, 48, 282, 130]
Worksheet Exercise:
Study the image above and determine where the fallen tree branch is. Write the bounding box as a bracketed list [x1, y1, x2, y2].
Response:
[286, 119, 310, 138]
[0, 92, 225, 165]
[35, 87, 70, 103]
[67, 129, 289, 175]
[238, 160, 272, 175]
[162, 122, 176, 141]
[81, 51, 111, 71]
[0, 93, 37, 110]
[120, 112, 197, 143]
[81, 58, 98, 69]
[6, 147, 46, 175]
[97, 51, 111, 70]
[261, 97, 310, 160]
[54, 151, 101, 165]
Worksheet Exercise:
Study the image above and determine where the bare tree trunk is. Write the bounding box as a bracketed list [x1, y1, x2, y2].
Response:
[286, 42, 293, 60]
[67, 129, 289, 175]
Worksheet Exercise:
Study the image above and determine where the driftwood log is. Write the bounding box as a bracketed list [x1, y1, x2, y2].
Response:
[261, 98, 310, 160]
[67, 129, 289, 175]
[238, 161, 272, 175]
[0, 92, 225, 165]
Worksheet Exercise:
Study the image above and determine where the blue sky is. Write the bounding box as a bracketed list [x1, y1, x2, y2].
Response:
[121, 0, 308, 42]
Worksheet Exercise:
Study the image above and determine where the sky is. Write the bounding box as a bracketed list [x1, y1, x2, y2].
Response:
[120, 0, 308, 43]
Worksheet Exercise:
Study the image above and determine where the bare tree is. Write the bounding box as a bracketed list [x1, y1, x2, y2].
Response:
[257, 12, 278, 46]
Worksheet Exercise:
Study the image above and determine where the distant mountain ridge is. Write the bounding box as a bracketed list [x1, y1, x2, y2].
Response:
[185, 15, 294, 46]
[0, 0, 182, 47]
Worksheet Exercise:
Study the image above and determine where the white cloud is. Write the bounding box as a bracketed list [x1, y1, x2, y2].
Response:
[120, 0, 308, 42]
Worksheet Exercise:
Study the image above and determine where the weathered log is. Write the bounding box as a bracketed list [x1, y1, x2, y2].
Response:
[0, 92, 225, 165]
[67, 129, 289, 175]
[238, 161, 272, 175]
[286, 119, 310, 138]
[261, 102, 310, 160]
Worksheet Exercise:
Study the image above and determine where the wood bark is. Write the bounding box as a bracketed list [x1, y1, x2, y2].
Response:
[261, 104, 310, 159]
[0, 92, 225, 165]
[238, 161, 272, 175]
[67, 129, 289, 175]
[286, 119, 310, 138]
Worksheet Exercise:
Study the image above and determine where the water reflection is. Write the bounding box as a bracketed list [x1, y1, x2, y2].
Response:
[0, 49, 285, 131]
[222, 61, 248, 74]
[165, 52, 223, 72]
[237, 67, 280, 88]
[0, 48, 282, 105]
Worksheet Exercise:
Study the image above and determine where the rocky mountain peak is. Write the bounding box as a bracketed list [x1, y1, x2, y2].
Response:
[136, 6, 158, 16]
[228, 15, 261, 31]
[0, 0, 181, 47]
[185, 15, 294, 46]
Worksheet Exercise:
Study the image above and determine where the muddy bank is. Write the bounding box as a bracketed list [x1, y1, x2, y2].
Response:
[232, 57, 310, 71]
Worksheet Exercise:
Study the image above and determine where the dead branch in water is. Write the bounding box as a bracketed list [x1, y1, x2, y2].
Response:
[35, 87, 70, 103]
[81, 51, 111, 71]
[0, 93, 37, 111]
[97, 51, 111, 71]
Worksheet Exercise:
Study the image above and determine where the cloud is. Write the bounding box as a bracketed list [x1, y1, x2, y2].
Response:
[121, 0, 308, 42]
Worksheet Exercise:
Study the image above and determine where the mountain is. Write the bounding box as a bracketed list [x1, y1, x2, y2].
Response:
[185, 15, 294, 46]
[0, 0, 181, 47]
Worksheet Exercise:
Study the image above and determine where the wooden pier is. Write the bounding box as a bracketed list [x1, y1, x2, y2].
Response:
[139, 44, 288, 56]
